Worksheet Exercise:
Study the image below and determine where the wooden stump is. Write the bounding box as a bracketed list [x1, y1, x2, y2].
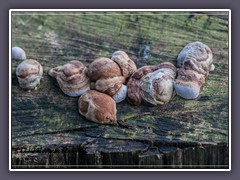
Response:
[11, 11, 229, 169]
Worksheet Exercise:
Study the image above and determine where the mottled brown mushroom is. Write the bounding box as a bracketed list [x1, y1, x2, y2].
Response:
[127, 62, 177, 106]
[48, 60, 90, 97]
[90, 76, 125, 96]
[87, 56, 134, 103]
[140, 66, 177, 106]
[16, 59, 43, 90]
[177, 41, 214, 75]
[174, 42, 214, 99]
[111, 50, 137, 79]
[78, 90, 117, 125]
[174, 67, 205, 99]
[86, 57, 122, 81]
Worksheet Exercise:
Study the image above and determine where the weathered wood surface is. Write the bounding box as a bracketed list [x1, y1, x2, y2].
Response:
[11, 11, 229, 169]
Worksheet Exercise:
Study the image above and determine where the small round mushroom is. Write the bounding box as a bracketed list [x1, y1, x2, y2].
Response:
[86, 57, 122, 82]
[78, 90, 117, 125]
[127, 62, 177, 106]
[177, 41, 214, 76]
[173, 68, 205, 99]
[90, 76, 125, 96]
[174, 42, 214, 99]
[16, 59, 43, 90]
[48, 60, 90, 97]
[140, 66, 176, 106]
[12, 46, 26, 60]
[87, 56, 136, 103]
[111, 50, 137, 79]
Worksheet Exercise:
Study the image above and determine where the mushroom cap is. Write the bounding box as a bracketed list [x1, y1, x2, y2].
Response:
[182, 55, 213, 76]
[177, 41, 214, 75]
[127, 62, 177, 106]
[12, 46, 26, 60]
[78, 90, 117, 125]
[173, 68, 205, 99]
[87, 57, 130, 98]
[16, 59, 43, 90]
[86, 57, 122, 82]
[111, 50, 137, 79]
[140, 69, 176, 106]
[48, 60, 90, 97]
[90, 76, 125, 96]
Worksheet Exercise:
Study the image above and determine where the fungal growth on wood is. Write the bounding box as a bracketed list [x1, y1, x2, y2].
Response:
[11, 12, 229, 168]
[48, 60, 90, 97]
[174, 41, 214, 99]
[12, 46, 26, 60]
[87, 51, 137, 103]
[111, 50, 137, 80]
[112, 84, 128, 103]
[16, 59, 43, 90]
[78, 90, 117, 125]
[127, 62, 177, 106]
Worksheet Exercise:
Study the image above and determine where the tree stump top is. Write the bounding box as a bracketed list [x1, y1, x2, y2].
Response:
[11, 11, 229, 168]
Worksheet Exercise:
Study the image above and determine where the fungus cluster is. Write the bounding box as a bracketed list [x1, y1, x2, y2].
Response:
[173, 42, 214, 99]
[87, 51, 137, 103]
[13, 41, 214, 125]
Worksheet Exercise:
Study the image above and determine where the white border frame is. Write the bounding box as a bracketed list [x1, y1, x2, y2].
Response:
[9, 9, 231, 172]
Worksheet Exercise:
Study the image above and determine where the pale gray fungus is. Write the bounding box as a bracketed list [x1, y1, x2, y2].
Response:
[12, 46, 26, 60]
[173, 81, 200, 99]
[112, 84, 127, 103]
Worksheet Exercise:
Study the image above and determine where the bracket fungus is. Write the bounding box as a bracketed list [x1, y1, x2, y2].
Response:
[87, 51, 137, 103]
[48, 60, 90, 97]
[16, 59, 43, 90]
[174, 42, 214, 99]
[127, 62, 177, 106]
[78, 90, 117, 125]
[12, 46, 26, 60]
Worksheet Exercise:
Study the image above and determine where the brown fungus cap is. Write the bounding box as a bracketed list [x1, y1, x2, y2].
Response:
[16, 59, 43, 90]
[86, 57, 127, 100]
[86, 57, 122, 82]
[48, 60, 90, 97]
[177, 41, 214, 76]
[78, 90, 117, 125]
[174, 41, 214, 100]
[111, 51, 137, 80]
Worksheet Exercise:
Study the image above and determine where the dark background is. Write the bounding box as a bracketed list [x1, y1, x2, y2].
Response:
[1, 0, 238, 179]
